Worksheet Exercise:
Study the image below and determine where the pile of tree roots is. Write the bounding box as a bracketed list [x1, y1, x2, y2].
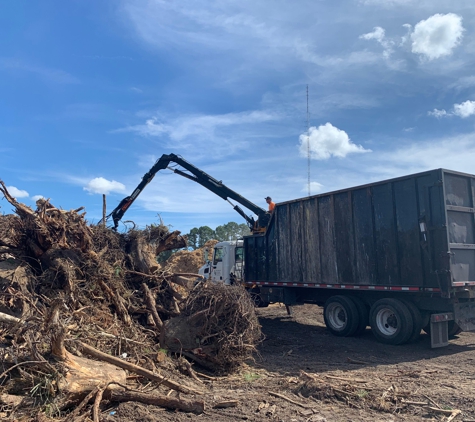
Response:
[0, 182, 262, 420]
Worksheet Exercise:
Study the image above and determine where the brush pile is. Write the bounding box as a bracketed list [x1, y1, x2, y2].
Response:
[0, 182, 261, 421]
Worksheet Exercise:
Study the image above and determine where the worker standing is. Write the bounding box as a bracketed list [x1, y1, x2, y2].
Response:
[265, 196, 275, 212]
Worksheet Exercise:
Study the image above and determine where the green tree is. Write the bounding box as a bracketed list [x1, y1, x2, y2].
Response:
[185, 222, 250, 249]
[215, 222, 250, 241]
[186, 226, 216, 250]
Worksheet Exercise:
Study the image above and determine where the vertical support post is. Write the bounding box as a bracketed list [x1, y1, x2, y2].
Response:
[102, 194, 106, 227]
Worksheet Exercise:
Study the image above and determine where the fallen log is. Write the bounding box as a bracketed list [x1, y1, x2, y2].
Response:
[48, 301, 127, 399]
[0, 311, 20, 324]
[92, 386, 105, 422]
[142, 283, 163, 329]
[155, 231, 187, 255]
[214, 400, 238, 409]
[109, 390, 204, 414]
[77, 341, 204, 395]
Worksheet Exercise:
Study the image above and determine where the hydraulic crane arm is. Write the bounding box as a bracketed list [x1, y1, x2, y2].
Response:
[105, 153, 269, 232]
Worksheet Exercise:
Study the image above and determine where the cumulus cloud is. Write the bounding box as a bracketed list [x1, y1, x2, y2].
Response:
[360, 26, 394, 59]
[453, 100, 475, 118]
[360, 26, 385, 42]
[31, 195, 45, 201]
[299, 123, 371, 160]
[411, 13, 464, 60]
[428, 100, 475, 119]
[83, 178, 126, 195]
[428, 108, 448, 118]
[6, 186, 29, 198]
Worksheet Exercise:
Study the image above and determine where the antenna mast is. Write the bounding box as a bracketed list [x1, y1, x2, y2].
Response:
[307, 85, 310, 197]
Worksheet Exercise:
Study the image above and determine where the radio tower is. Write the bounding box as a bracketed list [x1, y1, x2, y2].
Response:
[307, 85, 311, 197]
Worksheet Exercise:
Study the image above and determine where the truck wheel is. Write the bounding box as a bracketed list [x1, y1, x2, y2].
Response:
[400, 300, 423, 343]
[369, 299, 413, 345]
[323, 296, 359, 337]
[350, 296, 369, 336]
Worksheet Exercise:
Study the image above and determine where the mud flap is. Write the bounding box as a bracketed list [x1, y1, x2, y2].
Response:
[430, 313, 453, 348]
[454, 302, 475, 332]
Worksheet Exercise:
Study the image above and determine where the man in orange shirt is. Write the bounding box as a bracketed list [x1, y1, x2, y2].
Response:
[265, 196, 275, 212]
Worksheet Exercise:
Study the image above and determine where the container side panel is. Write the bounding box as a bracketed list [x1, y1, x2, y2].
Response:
[290, 202, 304, 282]
[302, 197, 321, 283]
[334, 192, 356, 284]
[394, 178, 424, 286]
[245, 236, 257, 281]
[429, 183, 451, 286]
[451, 249, 475, 282]
[267, 220, 277, 281]
[256, 235, 267, 281]
[448, 211, 475, 244]
[445, 172, 475, 283]
[416, 173, 443, 288]
[445, 174, 473, 207]
[352, 188, 377, 284]
[318, 196, 338, 283]
[373, 183, 399, 285]
[276, 204, 291, 282]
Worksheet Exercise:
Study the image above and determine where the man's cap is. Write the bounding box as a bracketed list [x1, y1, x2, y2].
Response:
[265, 196, 272, 200]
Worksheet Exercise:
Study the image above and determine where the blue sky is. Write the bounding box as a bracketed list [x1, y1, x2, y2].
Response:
[1, 0, 475, 233]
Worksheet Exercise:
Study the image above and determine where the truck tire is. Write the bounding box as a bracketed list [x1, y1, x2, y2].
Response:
[323, 296, 359, 337]
[369, 299, 413, 345]
[400, 300, 423, 343]
[350, 296, 369, 336]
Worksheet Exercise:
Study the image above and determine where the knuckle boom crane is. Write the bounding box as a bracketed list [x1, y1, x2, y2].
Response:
[104, 153, 270, 233]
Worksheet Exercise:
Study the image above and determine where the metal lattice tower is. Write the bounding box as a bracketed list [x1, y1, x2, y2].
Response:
[307, 85, 310, 197]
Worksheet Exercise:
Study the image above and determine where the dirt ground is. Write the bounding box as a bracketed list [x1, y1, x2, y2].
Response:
[98, 303, 475, 422]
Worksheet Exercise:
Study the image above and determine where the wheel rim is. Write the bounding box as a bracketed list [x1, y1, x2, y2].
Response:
[375, 308, 398, 336]
[327, 303, 347, 330]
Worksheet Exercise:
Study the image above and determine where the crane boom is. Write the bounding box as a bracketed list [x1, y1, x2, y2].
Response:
[104, 153, 270, 232]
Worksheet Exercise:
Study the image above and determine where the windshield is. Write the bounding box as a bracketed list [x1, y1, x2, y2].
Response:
[235, 246, 244, 262]
[213, 247, 224, 265]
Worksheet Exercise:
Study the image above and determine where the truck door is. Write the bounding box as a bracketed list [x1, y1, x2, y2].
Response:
[211, 246, 225, 283]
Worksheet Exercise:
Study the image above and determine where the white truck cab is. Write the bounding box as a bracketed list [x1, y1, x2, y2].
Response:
[198, 240, 243, 285]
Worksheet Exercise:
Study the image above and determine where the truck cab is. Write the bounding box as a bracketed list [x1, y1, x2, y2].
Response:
[198, 240, 243, 285]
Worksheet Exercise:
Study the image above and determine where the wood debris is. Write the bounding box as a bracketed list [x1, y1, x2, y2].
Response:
[0, 183, 262, 420]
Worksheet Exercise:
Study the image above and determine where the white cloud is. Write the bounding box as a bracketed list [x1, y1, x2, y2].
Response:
[125, 110, 278, 141]
[83, 178, 126, 195]
[6, 186, 29, 198]
[369, 133, 475, 177]
[360, 26, 385, 43]
[360, 26, 394, 59]
[411, 13, 464, 60]
[453, 100, 475, 118]
[299, 123, 371, 160]
[449, 76, 475, 91]
[301, 181, 324, 194]
[32, 195, 45, 201]
[428, 101, 475, 118]
[117, 110, 280, 158]
[428, 108, 447, 118]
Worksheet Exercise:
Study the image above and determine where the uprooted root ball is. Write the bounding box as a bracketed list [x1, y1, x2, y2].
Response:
[163, 283, 263, 373]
